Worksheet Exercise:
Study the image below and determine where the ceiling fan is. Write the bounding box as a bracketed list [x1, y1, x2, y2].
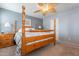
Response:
[34, 3, 56, 15]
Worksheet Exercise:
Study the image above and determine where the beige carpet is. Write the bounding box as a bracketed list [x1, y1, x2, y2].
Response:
[0, 46, 16, 56]
[0, 40, 79, 56]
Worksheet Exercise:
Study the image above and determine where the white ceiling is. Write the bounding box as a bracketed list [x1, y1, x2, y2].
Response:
[0, 3, 79, 19]
[57, 3, 79, 13]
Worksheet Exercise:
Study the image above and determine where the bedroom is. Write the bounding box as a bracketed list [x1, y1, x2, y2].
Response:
[0, 3, 79, 56]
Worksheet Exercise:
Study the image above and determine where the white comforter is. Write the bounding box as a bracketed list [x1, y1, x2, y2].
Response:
[25, 31, 54, 37]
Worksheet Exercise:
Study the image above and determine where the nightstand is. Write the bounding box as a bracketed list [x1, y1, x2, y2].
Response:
[0, 33, 15, 48]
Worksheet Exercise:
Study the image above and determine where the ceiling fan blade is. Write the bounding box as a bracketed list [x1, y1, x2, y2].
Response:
[34, 3, 56, 15]
[34, 10, 41, 13]
[50, 9, 56, 13]
[48, 4, 56, 9]
[48, 3, 56, 6]
[38, 3, 45, 6]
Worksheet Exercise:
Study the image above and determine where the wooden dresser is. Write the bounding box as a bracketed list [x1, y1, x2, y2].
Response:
[0, 33, 15, 48]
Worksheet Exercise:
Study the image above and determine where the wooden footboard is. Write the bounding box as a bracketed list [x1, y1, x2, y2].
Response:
[21, 34, 56, 55]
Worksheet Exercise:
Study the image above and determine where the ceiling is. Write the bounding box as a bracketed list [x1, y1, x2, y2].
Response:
[0, 3, 79, 19]
[56, 3, 79, 12]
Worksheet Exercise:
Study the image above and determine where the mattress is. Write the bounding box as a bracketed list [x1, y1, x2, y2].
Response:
[16, 28, 54, 37]
[25, 31, 54, 37]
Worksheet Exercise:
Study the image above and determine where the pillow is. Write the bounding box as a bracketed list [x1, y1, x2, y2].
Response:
[17, 28, 35, 33]
[25, 28, 31, 30]
[25, 28, 35, 30]
[30, 28, 35, 30]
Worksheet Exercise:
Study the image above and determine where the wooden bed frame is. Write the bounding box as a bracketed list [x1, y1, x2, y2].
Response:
[18, 5, 56, 56]
[0, 4, 56, 56]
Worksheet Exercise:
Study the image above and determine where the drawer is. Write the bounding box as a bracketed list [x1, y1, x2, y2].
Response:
[0, 42, 3, 47]
[0, 39, 15, 48]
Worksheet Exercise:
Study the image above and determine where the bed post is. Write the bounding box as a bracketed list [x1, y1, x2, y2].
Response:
[13, 20, 16, 33]
[54, 18, 56, 45]
[21, 4, 26, 55]
[22, 4, 26, 37]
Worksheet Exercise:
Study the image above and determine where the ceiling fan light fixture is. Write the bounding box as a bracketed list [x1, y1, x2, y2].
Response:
[34, 3, 56, 15]
[42, 7, 48, 12]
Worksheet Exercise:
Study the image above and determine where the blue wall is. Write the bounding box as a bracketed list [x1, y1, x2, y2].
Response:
[0, 8, 43, 33]
[43, 6, 79, 43]
[0, 8, 1, 33]
[57, 6, 79, 43]
[43, 13, 54, 29]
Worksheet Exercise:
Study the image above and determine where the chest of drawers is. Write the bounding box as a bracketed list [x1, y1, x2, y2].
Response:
[0, 33, 15, 48]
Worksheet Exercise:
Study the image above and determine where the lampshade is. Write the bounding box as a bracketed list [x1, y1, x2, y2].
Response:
[38, 25, 42, 29]
[4, 22, 11, 27]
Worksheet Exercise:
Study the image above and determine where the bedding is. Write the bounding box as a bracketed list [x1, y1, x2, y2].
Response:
[25, 32, 54, 37]
[25, 28, 35, 30]
[14, 28, 54, 55]
[15, 28, 54, 37]
[14, 28, 54, 45]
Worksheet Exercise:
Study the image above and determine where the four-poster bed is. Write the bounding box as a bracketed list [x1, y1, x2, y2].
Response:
[14, 4, 56, 56]
[0, 3, 56, 56]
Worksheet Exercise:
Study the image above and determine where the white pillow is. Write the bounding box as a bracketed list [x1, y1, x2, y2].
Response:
[25, 28, 35, 30]
[25, 28, 31, 30]
[17, 28, 35, 33]
[30, 28, 35, 30]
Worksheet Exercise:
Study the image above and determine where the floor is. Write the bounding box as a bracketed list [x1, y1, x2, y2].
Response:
[0, 40, 79, 56]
